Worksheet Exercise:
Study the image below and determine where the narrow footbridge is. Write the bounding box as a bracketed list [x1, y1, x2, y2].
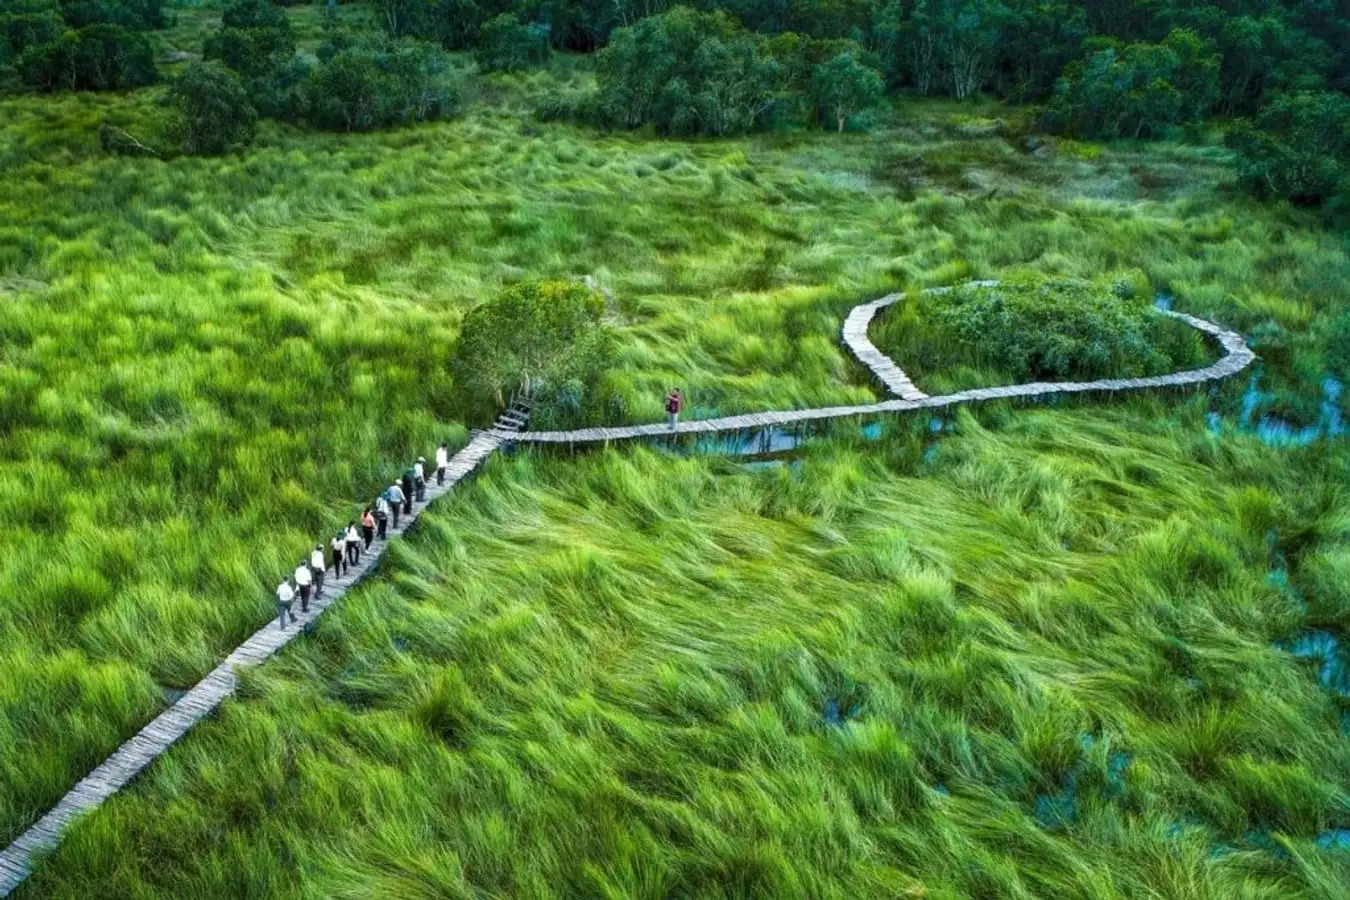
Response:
[0, 286, 1255, 896]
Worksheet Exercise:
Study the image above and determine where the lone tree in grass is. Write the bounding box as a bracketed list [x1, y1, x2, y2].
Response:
[452, 280, 613, 417]
[809, 51, 884, 132]
[167, 61, 257, 155]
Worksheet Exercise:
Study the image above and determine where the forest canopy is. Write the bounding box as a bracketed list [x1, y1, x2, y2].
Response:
[2, 0, 1348, 207]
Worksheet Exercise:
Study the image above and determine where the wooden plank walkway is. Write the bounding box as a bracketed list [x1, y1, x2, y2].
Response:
[504, 301, 1255, 445]
[0, 431, 504, 897]
[0, 285, 1256, 897]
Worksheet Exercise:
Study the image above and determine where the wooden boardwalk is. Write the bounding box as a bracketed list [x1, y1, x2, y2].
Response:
[0, 431, 503, 897]
[0, 285, 1256, 897]
[501, 299, 1256, 445]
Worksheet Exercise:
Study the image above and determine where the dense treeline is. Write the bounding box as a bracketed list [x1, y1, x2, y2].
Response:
[195, 0, 458, 132]
[2, 0, 1348, 210]
[0, 0, 165, 91]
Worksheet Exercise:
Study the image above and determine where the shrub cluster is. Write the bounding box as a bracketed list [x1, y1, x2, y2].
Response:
[874, 275, 1208, 389]
[172, 0, 461, 154]
[0, 0, 164, 92]
[451, 280, 619, 428]
[542, 7, 886, 136]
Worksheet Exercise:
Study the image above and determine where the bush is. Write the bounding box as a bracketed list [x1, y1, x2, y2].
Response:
[59, 0, 166, 30]
[220, 0, 289, 32]
[1045, 28, 1219, 139]
[875, 276, 1202, 386]
[808, 51, 883, 132]
[594, 7, 782, 136]
[307, 37, 458, 132]
[475, 13, 549, 73]
[17, 23, 156, 91]
[203, 25, 296, 78]
[166, 60, 257, 155]
[451, 279, 615, 423]
[1226, 91, 1350, 207]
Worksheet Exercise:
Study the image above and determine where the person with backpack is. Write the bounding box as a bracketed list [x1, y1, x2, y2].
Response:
[375, 493, 391, 539]
[414, 457, 427, 501]
[665, 388, 683, 429]
[331, 531, 347, 577]
[401, 468, 415, 514]
[293, 561, 313, 613]
[309, 544, 326, 598]
[361, 507, 376, 549]
[435, 443, 449, 486]
[276, 578, 295, 630]
[345, 520, 361, 566]
[386, 481, 405, 530]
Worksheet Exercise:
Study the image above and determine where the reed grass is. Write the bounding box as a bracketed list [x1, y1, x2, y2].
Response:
[19, 408, 1350, 898]
[1, 4, 1348, 889]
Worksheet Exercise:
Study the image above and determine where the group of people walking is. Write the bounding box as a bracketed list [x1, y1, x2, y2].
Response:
[275, 442, 453, 629]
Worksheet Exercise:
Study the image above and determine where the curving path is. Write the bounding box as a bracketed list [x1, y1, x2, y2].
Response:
[0, 285, 1255, 897]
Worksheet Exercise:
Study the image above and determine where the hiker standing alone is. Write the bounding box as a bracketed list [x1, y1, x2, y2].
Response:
[436, 442, 449, 486]
[276, 578, 295, 630]
[293, 560, 313, 613]
[666, 388, 683, 429]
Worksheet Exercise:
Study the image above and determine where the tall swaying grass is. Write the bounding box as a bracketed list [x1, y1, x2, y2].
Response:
[1, 2, 1348, 884]
[18, 407, 1350, 898]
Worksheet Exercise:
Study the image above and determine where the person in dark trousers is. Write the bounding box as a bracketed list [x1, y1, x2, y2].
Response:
[666, 388, 683, 429]
[401, 468, 415, 514]
[386, 482, 405, 529]
[361, 507, 375, 549]
[436, 443, 449, 486]
[309, 544, 326, 598]
[414, 457, 427, 501]
[293, 562, 313, 613]
[375, 494, 390, 539]
[276, 578, 295, 630]
[345, 521, 361, 565]
[331, 532, 346, 576]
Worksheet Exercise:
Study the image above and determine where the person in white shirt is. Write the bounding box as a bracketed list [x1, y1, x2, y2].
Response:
[310, 545, 326, 598]
[375, 494, 391, 539]
[414, 457, 427, 501]
[276, 579, 295, 630]
[294, 562, 313, 613]
[435, 443, 449, 486]
[345, 521, 361, 566]
[331, 532, 346, 576]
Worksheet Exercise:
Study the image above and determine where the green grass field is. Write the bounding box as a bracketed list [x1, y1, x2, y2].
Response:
[18, 409, 1350, 898]
[1, 1, 1348, 892]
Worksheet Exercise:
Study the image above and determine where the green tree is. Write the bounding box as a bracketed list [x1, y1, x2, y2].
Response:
[451, 280, 614, 418]
[17, 23, 155, 90]
[899, 0, 1009, 99]
[59, 0, 165, 30]
[475, 13, 550, 72]
[808, 51, 883, 131]
[220, 0, 289, 31]
[203, 25, 295, 77]
[595, 7, 782, 135]
[1046, 28, 1219, 138]
[1227, 91, 1350, 205]
[307, 37, 458, 131]
[166, 60, 257, 154]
